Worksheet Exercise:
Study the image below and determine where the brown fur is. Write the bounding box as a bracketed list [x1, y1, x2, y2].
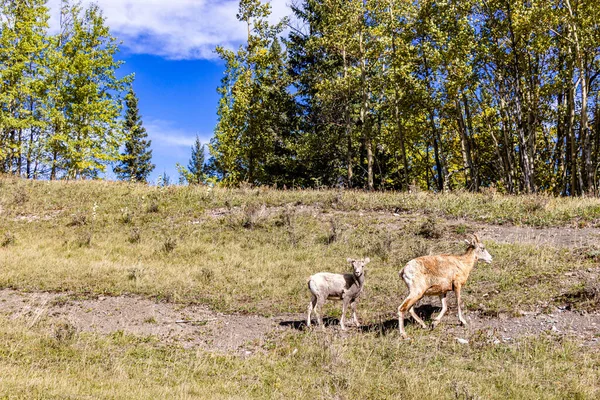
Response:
[397, 235, 492, 338]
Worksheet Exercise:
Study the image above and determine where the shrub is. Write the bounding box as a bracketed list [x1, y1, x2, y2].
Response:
[67, 214, 87, 227]
[146, 201, 159, 213]
[326, 218, 338, 245]
[1, 232, 15, 247]
[128, 227, 141, 244]
[418, 216, 443, 239]
[162, 236, 177, 253]
[53, 322, 76, 345]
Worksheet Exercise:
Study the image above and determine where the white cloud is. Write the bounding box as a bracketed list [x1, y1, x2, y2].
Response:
[145, 119, 210, 149]
[46, 0, 294, 60]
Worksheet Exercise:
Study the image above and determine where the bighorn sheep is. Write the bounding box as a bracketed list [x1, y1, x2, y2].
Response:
[307, 258, 370, 330]
[397, 234, 492, 338]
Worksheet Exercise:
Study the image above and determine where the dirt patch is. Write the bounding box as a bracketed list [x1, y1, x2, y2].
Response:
[0, 289, 284, 354]
[476, 224, 600, 249]
[283, 304, 600, 346]
[3, 288, 599, 351]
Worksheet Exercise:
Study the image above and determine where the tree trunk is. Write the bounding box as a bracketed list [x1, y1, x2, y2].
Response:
[359, 27, 372, 191]
[463, 95, 479, 191]
[343, 46, 352, 188]
[390, 4, 409, 190]
[456, 98, 476, 191]
[430, 112, 444, 192]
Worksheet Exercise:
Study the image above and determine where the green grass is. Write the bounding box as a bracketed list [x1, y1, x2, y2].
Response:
[0, 181, 595, 316]
[0, 316, 598, 400]
[3, 175, 600, 227]
[2, 176, 600, 398]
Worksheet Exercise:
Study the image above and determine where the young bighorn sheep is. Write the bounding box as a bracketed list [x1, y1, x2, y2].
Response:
[307, 258, 370, 330]
[397, 234, 492, 338]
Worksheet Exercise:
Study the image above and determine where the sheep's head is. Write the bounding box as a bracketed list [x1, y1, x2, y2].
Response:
[465, 234, 492, 264]
[347, 257, 370, 277]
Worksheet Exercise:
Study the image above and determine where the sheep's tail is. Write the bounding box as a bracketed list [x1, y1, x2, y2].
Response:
[398, 261, 412, 280]
[398, 266, 405, 279]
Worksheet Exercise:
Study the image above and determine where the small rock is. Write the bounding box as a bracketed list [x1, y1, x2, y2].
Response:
[291, 348, 298, 356]
[551, 325, 561, 333]
[456, 338, 469, 345]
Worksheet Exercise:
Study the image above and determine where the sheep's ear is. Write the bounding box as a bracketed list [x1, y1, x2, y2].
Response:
[464, 239, 471, 246]
[347, 258, 354, 264]
[364, 257, 370, 264]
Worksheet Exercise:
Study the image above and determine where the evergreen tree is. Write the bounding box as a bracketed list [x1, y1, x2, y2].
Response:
[114, 87, 154, 182]
[158, 171, 171, 187]
[176, 135, 206, 185]
[187, 136, 205, 185]
[209, 0, 292, 186]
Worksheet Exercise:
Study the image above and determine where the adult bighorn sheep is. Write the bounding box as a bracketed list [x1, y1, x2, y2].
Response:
[307, 258, 370, 330]
[397, 234, 492, 338]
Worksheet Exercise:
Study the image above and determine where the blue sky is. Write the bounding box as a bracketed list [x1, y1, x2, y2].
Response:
[46, 0, 293, 183]
[117, 54, 223, 182]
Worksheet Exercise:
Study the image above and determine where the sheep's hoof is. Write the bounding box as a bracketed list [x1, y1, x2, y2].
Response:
[459, 320, 468, 327]
[431, 320, 440, 330]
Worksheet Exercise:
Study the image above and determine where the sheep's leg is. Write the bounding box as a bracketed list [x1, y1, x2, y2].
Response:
[431, 294, 448, 329]
[350, 300, 360, 327]
[455, 286, 467, 326]
[340, 297, 350, 330]
[316, 296, 326, 330]
[408, 305, 428, 329]
[398, 293, 422, 338]
[307, 294, 317, 327]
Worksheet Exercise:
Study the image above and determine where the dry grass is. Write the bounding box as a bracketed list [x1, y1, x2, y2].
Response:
[0, 176, 597, 317]
[0, 315, 598, 400]
[1, 176, 600, 398]
[3, 175, 600, 227]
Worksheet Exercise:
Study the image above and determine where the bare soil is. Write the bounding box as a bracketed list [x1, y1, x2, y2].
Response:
[0, 289, 285, 354]
[475, 224, 600, 249]
[2, 288, 599, 353]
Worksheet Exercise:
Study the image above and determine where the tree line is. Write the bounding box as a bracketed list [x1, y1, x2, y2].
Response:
[210, 0, 600, 195]
[0, 0, 154, 181]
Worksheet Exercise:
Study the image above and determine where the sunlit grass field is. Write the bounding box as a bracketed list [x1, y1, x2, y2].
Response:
[1, 176, 600, 399]
[1, 315, 598, 400]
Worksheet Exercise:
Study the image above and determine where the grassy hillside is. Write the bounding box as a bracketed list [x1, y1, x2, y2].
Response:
[1, 176, 598, 315]
[1, 176, 599, 399]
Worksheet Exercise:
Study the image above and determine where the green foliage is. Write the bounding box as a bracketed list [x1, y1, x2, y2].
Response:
[0, 0, 131, 180]
[177, 136, 206, 185]
[211, 0, 600, 196]
[210, 0, 298, 186]
[114, 87, 154, 183]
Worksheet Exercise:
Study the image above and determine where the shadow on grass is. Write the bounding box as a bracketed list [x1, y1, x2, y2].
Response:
[279, 304, 442, 335]
[279, 316, 340, 331]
